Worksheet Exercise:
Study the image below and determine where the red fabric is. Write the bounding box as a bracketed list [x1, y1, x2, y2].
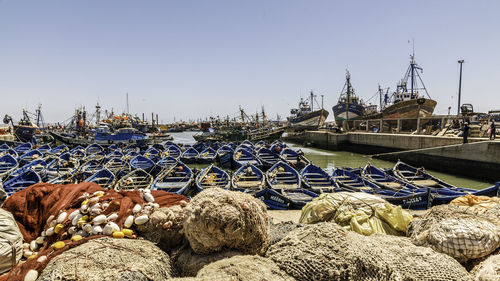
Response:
[0, 182, 187, 281]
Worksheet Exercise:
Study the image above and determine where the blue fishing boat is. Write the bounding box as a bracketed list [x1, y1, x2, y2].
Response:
[233, 147, 262, 169]
[3, 170, 41, 197]
[163, 145, 181, 159]
[334, 168, 432, 210]
[151, 161, 193, 195]
[231, 164, 265, 193]
[332, 71, 365, 123]
[18, 149, 43, 167]
[0, 144, 10, 152]
[94, 127, 149, 146]
[196, 147, 217, 164]
[180, 147, 199, 164]
[288, 91, 329, 129]
[0, 154, 18, 179]
[77, 159, 103, 180]
[37, 144, 51, 154]
[85, 169, 115, 189]
[106, 150, 124, 159]
[217, 145, 234, 169]
[115, 169, 153, 190]
[280, 148, 299, 165]
[193, 142, 206, 153]
[157, 156, 179, 170]
[47, 145, 68, 156]
[282, 189, 319, 209]
[85, 143, 104, 156]
[144, 147, 161, 163]
[8, 159, 47, 181]
[130, 155, 160, 176]
[300, 163, 336, 193]
[266, 161, 302, 190]
[104, 157, 131, 179]
[195, 165, 230, 191]
[13, 143, 32, 155]
[2, 149, 18, 158]
[255, 188, 291, 210]
[45, 158, 78, 183]
[152, 143, 165, 152]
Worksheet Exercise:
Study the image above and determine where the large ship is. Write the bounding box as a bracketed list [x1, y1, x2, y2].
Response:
[288, 91, 329, 129]
[332, 70, 365, 124]
[372, 55, 436, 119]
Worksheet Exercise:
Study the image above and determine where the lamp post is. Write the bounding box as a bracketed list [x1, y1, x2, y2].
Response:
[457, 60, 464, 115]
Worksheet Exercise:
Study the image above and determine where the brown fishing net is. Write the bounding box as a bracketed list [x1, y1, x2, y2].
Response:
[0, 182, 187, 281]
[183, 188, 270, 255]
[196, 255, 294, 281]
[408, 205, 500, 262]
[171, 245, 243, 277]
[267, 222, 471, 281]
[470, 250, 500, 281]
[37, 237, 174, 281]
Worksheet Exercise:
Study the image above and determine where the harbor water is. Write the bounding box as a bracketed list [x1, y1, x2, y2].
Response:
[170, 131, 492, 190]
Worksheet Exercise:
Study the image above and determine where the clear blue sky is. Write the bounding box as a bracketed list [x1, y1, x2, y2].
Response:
[1, 0, 499, 123]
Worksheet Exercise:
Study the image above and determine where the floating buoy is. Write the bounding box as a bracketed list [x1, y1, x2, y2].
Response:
[36, 255, 47, 263]
[122, 228, 133, 237]
[71, 235, 83, 242]
[52, 241, 65, 250]
[132, 204, 141, 214]
[23, 250, 33, 258]
[134, 215, 149, 225]
[143, 192, 154, 203]
[29, 240, 37, 251]
[54, 224, 64, 234]
[80, 204, 89, 214]
[106, 213, 118, 221]
[81, 200, 88, 206]
[68, 210, 80, 221]
[24, 269, 38, 281]
[179, 200, 188, 207]
[68, 226, 77, 235]
[46, 215, 55, 225]
[88, 197, 99, 205]
[82, 224, 93, 234]
[56, 212, 67, 224]
[35, 236, 44, 245]
[124, 215, 134, 228]
[92, 214, 106, 225]
[92, 225, 103, 235]
[46, 227, 55, 237]
[72, 214, 83, 226]
[112, 231, 124, 238]
[93, 190, 105, 197]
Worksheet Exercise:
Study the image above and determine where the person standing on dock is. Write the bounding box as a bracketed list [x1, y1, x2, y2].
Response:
[490, 121, 496, 140]
[463, 122, 470, 144]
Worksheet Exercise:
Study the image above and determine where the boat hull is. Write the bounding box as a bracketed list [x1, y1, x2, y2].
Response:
[288, 109, 329, 128]
[332, 103, 364, 123]
[382, 98, 436, 119]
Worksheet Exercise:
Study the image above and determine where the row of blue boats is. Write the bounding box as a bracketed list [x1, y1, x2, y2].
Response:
[0, 140, 497, 210]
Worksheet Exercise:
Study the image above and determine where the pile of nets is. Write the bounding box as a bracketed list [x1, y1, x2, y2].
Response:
[37, 237, 174, 281]
[1, 182, 187, 281]
[299, 192, 413, 236]
[183, 188, 269, 255]
[0, 208, 23, 275]
[267, 222, 471, 280]
[408, 204, 500, 262]
[171, 246, 243, 277]
[450, 195, 500, 215]
[470, 251, 500, 281]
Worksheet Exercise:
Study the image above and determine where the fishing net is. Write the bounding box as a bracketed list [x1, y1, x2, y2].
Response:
[0, 182, 187, 281]
[183, 188, 270, 255]
[171, 245, 243, 277]
[37, 237, 174, 281]
[269, 221, 303, 246]
[408, 205, 500, 262]
[0, 208, 23, 275]
[299, 192, 413, 236]
[135, 204, 186, 251]
[267, 222, 471, 281]
[470, 250, 500, 281]
[196, 255, 294, 281]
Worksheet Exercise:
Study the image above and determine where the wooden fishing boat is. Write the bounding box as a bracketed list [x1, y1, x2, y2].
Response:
[180, 147, 199, 164]
[196, 147, 217, 164]
[47, 145, 69, 157]
[0, 143, 10, 152]
[69, 146, 86, 161]
[85, 143, 104, 156]
[282, 189, 319, 209]
[76, 159, 104, 181]
[130, 155, 160, 176]
[85, 168, 116, 189]
[37, 144, 51, 154]
[151, 161, 193, 195]
[233, 147, 262, 169]
[144, 147, 161, 163]
[13, 143, 32, 155]
[280, 148, 299, 165]
[105, 150, 124, 159]
[195, 165, 230, 191]
[18, 149, 43, 167]
[256, 147, 280, 169]
[231, 163, 265, 193]
[104, 157, 131, 179]
[255, 188, 291, 210]
[300, 163, 336, 193]
[45, 158, 78, 182]
[0, 154, 18, 179]
[163, 145, 181, 159]
[3, 170, 41, 197]
[216, 145, 234, 169]
[362, 164, 417, 191]
[266, 161, 301, 190]
[114, 169, 153, 190]
[157, 156, 179, 169]
[392, 161, 457, 189]
[334, 168, 432, 210]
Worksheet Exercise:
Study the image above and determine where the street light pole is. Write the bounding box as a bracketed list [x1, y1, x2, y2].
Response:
[457, 60, 464, 116]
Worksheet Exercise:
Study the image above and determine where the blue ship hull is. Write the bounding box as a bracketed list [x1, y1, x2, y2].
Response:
[332, 103, 365, 122]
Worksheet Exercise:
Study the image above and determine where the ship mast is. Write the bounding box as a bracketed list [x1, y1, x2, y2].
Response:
[345, 70, 351, 126]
